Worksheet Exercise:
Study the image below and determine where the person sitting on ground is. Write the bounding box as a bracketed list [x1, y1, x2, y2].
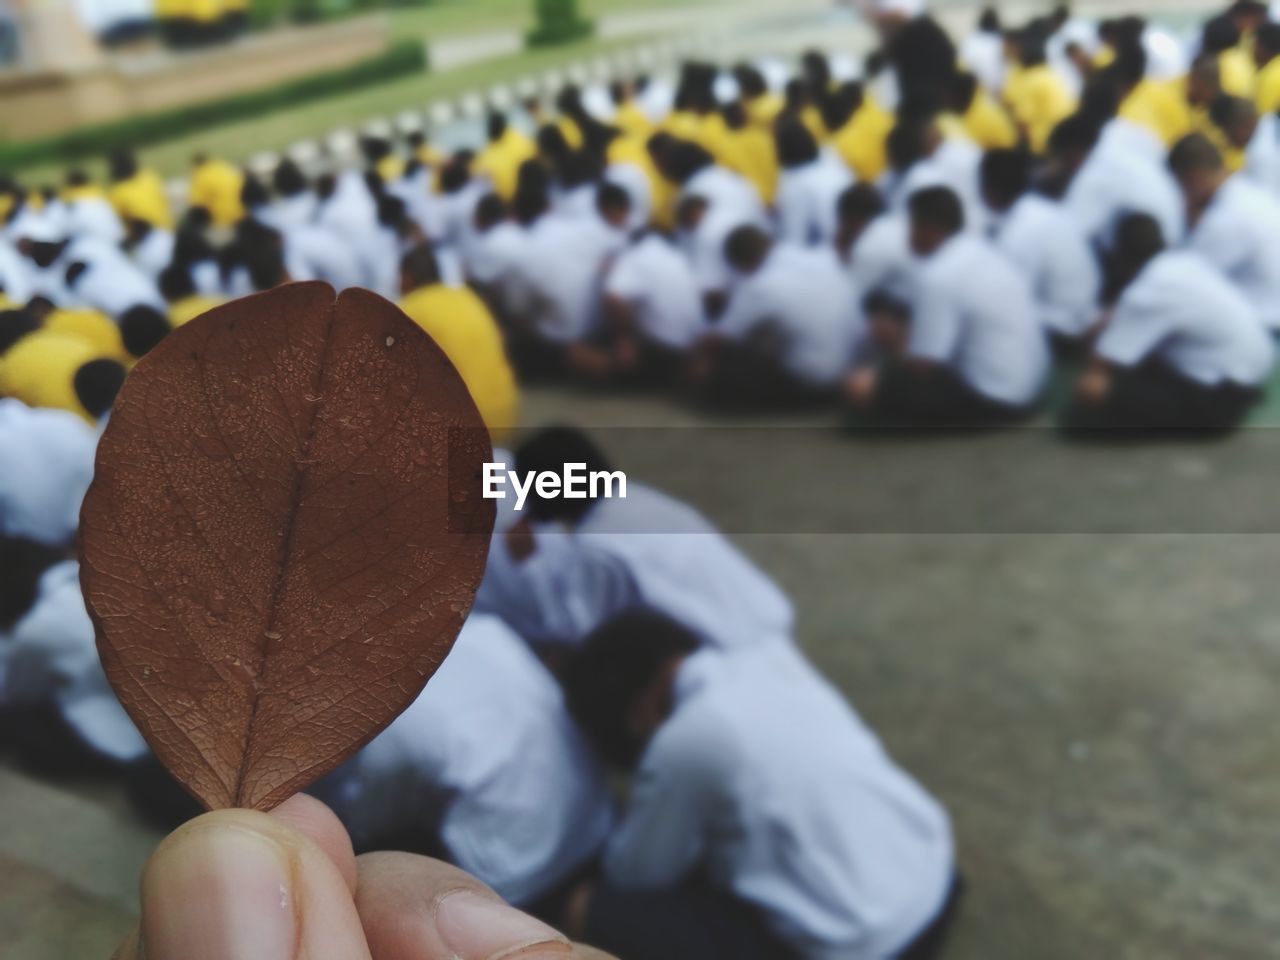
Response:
[884, 109, 985, 231]
[397, 244, 518, 443]
[490, 427, 794, 653]
[773, 119, 853, 246]
[561, 609, 959, 960]
[979, 147, 1101, 343]
[568, 184, 705, 386]
[1209, 94, 1280, 195]
[1168, 132, 1280, 333]
[1064, 213, 1273, 437]
[836, 182, 916, 310]
[157, 263, 223, 328]
[692, 224, 865, 410]
[846, 186, 1048, 427]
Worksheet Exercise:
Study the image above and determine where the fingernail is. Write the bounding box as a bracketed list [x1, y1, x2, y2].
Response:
[142, 825, 298, 960]
[435, 890, 570, 959]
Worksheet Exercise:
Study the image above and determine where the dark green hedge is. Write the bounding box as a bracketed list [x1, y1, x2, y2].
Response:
[0, 40, 427, 172]
[526, 0, 594, 48]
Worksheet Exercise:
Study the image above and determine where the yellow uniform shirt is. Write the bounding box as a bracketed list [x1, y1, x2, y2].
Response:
[1220, 48, 1257, 98]
[376, 155, 406, 184]
[0, 332, 105, 423]
[963, 90, 1018, 149]
[169, 295, 224, 328]
[1006, 64, 1075, 153]
[474, 128, 538, 201]
[109, 170, 173, 229]
[661, 110, 703, 142]
[44, 309, 127, 361]
[801, 105, 828, 143]
[832, 99, 895, 183]
[745, 93, 784, 131]
[720, 127, 779, 204]
[189, 158, 245, 227]
[557, 117, 585, 149]
[399, 284, 518, 442]
[1120, 79, 1191, 145]
[1256, 57, 1280, 115]
[613, 100, 653, 140]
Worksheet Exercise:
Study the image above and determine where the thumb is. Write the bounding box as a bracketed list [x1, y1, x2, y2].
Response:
[115, 799, 370, 960]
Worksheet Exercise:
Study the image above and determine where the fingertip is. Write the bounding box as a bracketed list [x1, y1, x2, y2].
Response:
[271, 794, 359, 893]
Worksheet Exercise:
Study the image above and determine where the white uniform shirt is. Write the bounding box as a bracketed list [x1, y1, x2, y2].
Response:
[1184, 176, 1280, 330]
[604, 644, 954, 960]
[63, 236, 164, 317]
[283, 224, 366, 292]
[960, 29, 1005, 93]
[323, 614, 612, 906]
[604, 233, 706, 349]
[720, 244, 866, 386]
[908, 233, 1049, 406]
[1064, 142, 1184, 248]
[500, 482, 794, 650]
[684, 165, 766, 223]
[128, 228, 175, 280]
[515, 213, 624, 341]
[775, 157, 854, 246]
[0, 561, 147, 762]
[847, 214, 916, 304]
[605, 162, 654, 231]
[1099, 250, 1274, 387]
[891, 138, 986, 233]
[0, 399, 98, 545]
[64, 195, 124, 245]
[993, 193, 1101, 337]
[0, 240, 34, 305]
[1245, 113, 1280, 195]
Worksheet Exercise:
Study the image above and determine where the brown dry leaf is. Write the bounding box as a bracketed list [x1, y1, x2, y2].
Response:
[79, 282, 495, 811]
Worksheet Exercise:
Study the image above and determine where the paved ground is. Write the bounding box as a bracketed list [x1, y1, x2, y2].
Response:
[6, 382, 1279, 958]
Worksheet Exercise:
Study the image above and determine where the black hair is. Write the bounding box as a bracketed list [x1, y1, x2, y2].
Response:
[1048, 111, 1104, 155]
[439, 156, 473, 195]
[158, 263, 197, 303]
[608, 79, 627, 105]
[561, 609, 701, 768]
[1201, 13, 1242, 55]
[980, 147, 1033, 205]
[64, 261, 88, 289]
[240, 175, 270, 210]
[272, 159, 308, 198]
[978, 7, 1001, 33]
[487, 111, 508, 143]
[377, 194, 408, 232]
[537, 123, 572, 163]
[1209, 93, 1256, 131]
[512, 160, 551, 225]
[908, 185, 965, 235]
[676, 194, 709, 229]
[73, 358, 127, 419]
[65, 169, 91, 188]
[474, 192, 507, 229]
[513, 426, 614, 524]
[108, 149, 138, 182]
[801, 49, 832, 92]
[1106, 212, 1165, 300]
[1168, 132, 1225, 176]
[1255, 22, 1280, 61]
[0, 309, 38, 354]
[820, 82, 864, 133]
[724, 224, 771, 271]
[400, 243, 441, 289]
[948, 71, 979, 114]
[733, 63, 768, 99]
[837, 182, 886, 225]
[27, 241, 68, 270]
[657, 140, 715, 184]
[0, 536, 66, 631]
[360, 135, 392, 164]
[887, 118, 931, 172]
[597, 181, 632, 216]
[120, 305, 171, 358]
[775, 119, 820, 169]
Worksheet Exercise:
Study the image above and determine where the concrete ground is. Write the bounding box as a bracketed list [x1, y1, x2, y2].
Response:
[5, 384, 1279, 958]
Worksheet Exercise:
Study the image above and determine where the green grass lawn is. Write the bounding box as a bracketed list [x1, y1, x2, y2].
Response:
[385, 0, 699, 43]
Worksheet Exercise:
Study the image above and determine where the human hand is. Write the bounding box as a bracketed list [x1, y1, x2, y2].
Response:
[113, 793, 616, 960]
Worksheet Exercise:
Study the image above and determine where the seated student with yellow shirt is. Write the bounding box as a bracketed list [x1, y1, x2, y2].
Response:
[1005, 30, 1076, 153]
[0, 313, 126, 425]
[946, 70, 1018, 149]
[1253, 23, 1280, 115]
[107, 151, 172, 231]
[830, 86, 896, 183]
[474, 113, 538, 202]
[188, 154, 244, 228]
[158, 264, 223, 328]
[398, 244, 518, 443]
[1203, 14, 1256, 98]
[609, 80, 654, 140]
[733, 63, 784, 131]
[42, 307, 127, 362]
[716, 102, 778, 206]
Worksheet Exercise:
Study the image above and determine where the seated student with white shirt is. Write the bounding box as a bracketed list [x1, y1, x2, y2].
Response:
[980, 147, 1101, 345]
[846, 186, 1049, 427]
[691, 224, 865, 409]
[774, 119, 854, 246]
[568, 183, 706, 385]
[1209, 95, 1280, 195]
[883, 110, 985, 232]
[835, 183, 916, 310]
[492, 427, 794, 653]
[562, 610, 960, 960]
[1065, 213, 1273, 436]
[315, 612, 613, 911]
[1168, 133, 1280, 332]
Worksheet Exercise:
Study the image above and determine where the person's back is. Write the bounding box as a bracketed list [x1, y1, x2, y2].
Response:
[1101, 249, 1273, 389]
[1184, 174, 1280, 330]
[0, 398, 98, 545]
[605, 232, 705, 351]
[912, 233, 1048, 408]
[1065, 138, 1184, 246]
[606, 642, 954, 960]
[775, 157, 854, 246]
[399, 282, 518, 442]
[721, 243, 865, 388]
[995, 193, 1101, 338]
[519, 212, 624, 342]
[324, 614, 612, 907]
